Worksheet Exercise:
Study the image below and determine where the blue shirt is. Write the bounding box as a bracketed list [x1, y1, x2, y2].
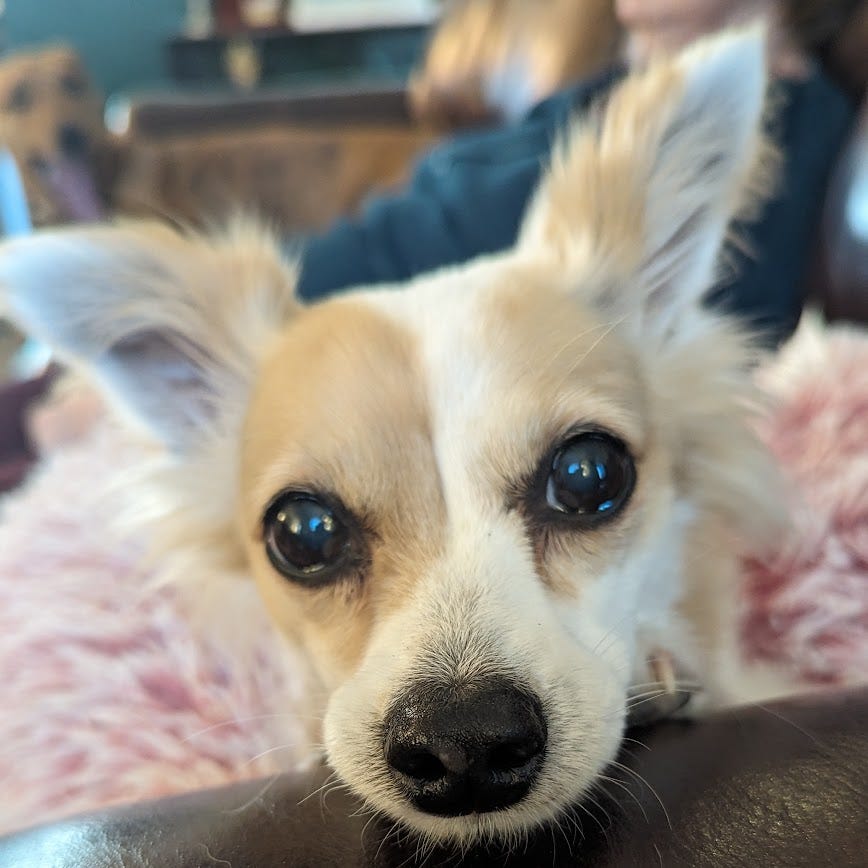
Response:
[297, 65, 855, 346]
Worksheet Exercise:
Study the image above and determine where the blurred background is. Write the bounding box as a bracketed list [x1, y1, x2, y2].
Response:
[0, 0, 864, 236]
[0, 0, 444, 235]
[0, 0, 866, 488]
[0, 0, 446, 390]
[1, 0, 439, 95]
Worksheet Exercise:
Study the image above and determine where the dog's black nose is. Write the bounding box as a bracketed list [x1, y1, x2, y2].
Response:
[58, 123, 88, 158]
[383, 679, 546, 816]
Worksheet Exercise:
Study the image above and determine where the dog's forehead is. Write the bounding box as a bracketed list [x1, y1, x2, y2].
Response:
[242, 296, 434, 523]
[242, 264, 646, 519]
[369, 263, 649, 457]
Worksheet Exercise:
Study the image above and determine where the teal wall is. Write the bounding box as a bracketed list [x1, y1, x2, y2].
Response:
[4, 0, 186, 95]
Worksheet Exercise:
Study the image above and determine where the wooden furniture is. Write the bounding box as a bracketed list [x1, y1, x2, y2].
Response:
[107, 83, 438, 232]
[167, 23, 429, 88]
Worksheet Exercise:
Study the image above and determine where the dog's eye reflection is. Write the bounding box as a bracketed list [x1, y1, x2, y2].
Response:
[264, 494, 352, 585]
[545, 433, 635, 520]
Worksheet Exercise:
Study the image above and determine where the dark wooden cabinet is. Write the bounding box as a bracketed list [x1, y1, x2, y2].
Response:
[167, 24, 429, 88]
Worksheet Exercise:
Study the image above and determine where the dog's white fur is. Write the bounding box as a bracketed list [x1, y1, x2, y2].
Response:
[0, 29, 786, 843]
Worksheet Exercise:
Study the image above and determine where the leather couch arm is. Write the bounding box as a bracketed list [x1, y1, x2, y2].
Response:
[2, 688, 866, 867]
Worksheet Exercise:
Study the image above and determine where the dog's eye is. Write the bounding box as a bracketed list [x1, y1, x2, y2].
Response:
[546, 433, 635, 520]
[263, 493, 351, 585]
[6, 82, 32, 113]
[61, 73, 86, 98]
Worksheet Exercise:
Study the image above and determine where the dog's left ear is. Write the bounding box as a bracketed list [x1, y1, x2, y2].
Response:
[519, 27, 769, 338]
[0, 220, 298, 451]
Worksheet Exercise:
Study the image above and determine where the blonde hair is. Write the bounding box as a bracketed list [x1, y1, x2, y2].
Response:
[410, 0, 620, 127]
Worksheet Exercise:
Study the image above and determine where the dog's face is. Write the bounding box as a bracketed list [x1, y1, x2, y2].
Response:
[0, 46, 104, 224]
[0, 31, 778, 842]
[241, 270, 680, 837]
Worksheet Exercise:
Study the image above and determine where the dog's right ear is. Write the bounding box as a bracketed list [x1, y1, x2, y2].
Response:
[518, 27, 770, 343]
[0, 221, 299, 451]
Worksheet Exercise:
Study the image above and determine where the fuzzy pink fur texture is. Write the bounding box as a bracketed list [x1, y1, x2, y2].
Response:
[742, 320, 868, 684]
[0, 319, 866, 835]
[0, 425, 309, 835]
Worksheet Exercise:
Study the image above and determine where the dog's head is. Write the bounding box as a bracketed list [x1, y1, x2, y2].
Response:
[0, 45, 104, 224]
[0, 31, 779, 842]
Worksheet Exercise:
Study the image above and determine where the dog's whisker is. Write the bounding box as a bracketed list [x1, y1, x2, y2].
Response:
[242, 740, 305, 768]
[589, 612, 633, 657]
[571, 798, 604, 837]
[181, 712, 305, 743]
[403, 833, 428, 868]
[296, 769, 342, 806]
[620, 734, 652, 751]
[623, 681, 701, 709]
[552, 314, 630, 394]
[565, 807, 588, 848]
[626, 677, 702, 692]
[749, 701, 826, 749]
[579, 791, 613, 834]
[321, 779, 353, 810]
[608, 759, 673, 831]
[358, 809, 381, 850]
[560, 807, 585, 847]
[373, 818, 404, 865]
[597, 773, 649, 823]
[625, 687, 669, 701]
[546, 319, 621, 371]
[621, 691, 669, 713]
[413, 827, 440, 868]
[299, 769, 340, 803]
[221, 773, 282, 815]
[416, 828, 442, 866]
[550, 811, 574, 860]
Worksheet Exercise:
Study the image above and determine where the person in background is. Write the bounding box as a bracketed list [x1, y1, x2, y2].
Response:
[408, 0, 620, 126]
[295, 0, 859, 347]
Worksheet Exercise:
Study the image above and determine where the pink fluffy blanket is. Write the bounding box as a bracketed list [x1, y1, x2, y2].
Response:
[1, 320, 866, 836]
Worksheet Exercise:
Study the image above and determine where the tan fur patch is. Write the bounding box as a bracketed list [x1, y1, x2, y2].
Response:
[525, 61, 685, 271]
[474, 271, 668, 594]
[240, 299, 446, 682]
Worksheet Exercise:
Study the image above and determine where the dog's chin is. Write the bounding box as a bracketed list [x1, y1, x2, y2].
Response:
[362, 785, 591, 847]
[326, 707, 627, 846]
[348, 754, 621, 846]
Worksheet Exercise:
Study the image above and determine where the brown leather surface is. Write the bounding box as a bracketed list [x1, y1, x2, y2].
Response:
[2, 688, 866, 867]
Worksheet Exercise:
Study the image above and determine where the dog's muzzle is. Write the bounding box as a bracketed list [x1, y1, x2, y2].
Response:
[383, 677, 546, 816]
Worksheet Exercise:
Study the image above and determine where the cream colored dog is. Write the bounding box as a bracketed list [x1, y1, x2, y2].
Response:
[0, 45, 104, 224]
[0, 30, 783, 844]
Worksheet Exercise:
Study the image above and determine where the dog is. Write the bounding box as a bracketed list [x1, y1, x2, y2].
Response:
[0, 29, 787, 845]
[0, 45, 104, 225]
